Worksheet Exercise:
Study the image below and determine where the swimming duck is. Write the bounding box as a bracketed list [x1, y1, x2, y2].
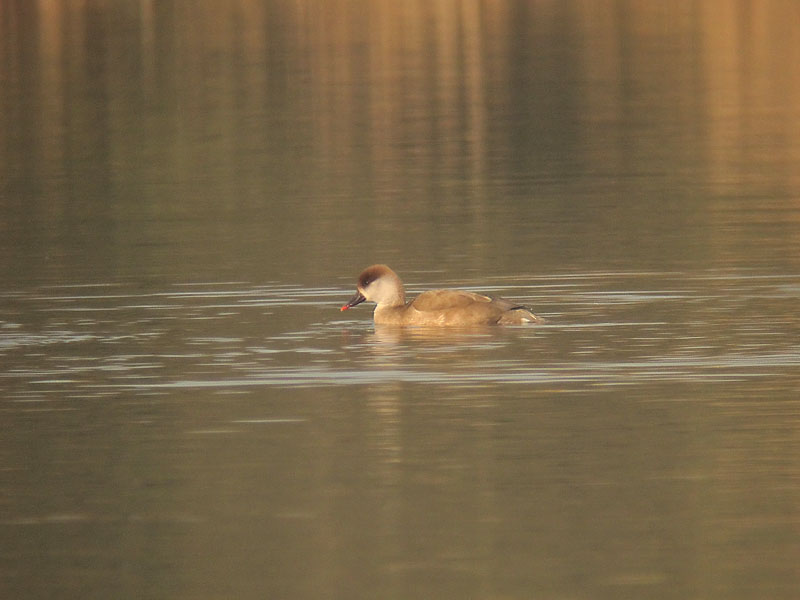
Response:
[341, 264, 542, 326]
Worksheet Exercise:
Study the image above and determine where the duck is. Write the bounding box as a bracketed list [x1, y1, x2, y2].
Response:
[340, 264, 542, 326]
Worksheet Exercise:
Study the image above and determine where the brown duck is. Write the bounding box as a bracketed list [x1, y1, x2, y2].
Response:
[341, 264, 542, 326]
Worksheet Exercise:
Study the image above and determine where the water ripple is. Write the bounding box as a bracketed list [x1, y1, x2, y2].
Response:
[1, 273, 798, 399]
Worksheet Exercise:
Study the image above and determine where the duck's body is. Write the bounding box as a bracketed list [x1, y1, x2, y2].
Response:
[341, 265, 542, 326]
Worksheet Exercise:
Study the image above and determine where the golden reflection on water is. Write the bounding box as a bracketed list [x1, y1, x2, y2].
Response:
[4, 1, 800, 198]
[1, 1, 799, 283]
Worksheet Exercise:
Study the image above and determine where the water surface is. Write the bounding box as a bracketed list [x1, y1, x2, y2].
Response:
[1, 2, 799, 599]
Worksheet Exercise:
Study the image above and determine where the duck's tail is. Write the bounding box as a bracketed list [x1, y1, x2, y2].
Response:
[498, 306, 545, 325]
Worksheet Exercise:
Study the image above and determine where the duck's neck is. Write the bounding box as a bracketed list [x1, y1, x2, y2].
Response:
[376, 282, 406, 308]
[373, 287, 406, 321]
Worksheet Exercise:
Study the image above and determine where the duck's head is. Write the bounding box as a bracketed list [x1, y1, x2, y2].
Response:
[341, 264, 406, 311]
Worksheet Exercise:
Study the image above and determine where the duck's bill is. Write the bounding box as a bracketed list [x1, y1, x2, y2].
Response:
[340, 292, 366, 311]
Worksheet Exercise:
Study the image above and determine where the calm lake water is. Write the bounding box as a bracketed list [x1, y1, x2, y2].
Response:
[2, 1, 799, 599]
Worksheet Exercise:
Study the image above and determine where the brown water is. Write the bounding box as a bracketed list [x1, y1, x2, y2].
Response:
[2, 2, 799, 599]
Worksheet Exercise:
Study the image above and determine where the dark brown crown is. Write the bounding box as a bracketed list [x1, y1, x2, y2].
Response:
[358, 264, 389, 289]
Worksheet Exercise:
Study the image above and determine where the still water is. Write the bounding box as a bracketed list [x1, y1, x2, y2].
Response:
[1, 1, 799, 599]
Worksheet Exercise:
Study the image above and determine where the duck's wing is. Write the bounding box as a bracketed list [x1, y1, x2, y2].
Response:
[407, 289, 541, 325]
[408, 289, 493, 312]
